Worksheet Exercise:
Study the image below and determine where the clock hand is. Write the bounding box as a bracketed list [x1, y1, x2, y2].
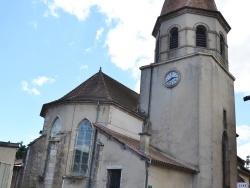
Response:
[167, 77, 177, 83]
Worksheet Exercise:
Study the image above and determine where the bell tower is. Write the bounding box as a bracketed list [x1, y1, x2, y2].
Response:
[139, 0, 237, 187]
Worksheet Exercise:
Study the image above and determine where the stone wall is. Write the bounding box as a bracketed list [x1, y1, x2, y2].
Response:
[21, 136, 46, 188]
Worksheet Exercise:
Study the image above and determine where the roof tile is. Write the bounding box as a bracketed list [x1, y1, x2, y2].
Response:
[94, 124, 197, 173]
[161, 0, 217, 15]
[40, 70, 139, 116]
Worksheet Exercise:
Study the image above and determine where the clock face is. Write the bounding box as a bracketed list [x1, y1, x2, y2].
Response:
[165, 70, 180, 88]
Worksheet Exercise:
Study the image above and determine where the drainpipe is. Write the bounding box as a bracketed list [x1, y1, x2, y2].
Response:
[87, 101, 100, 188]
[145, 162, 149, 188]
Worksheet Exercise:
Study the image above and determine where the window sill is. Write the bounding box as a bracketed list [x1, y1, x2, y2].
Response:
[63, 174, 88, 180]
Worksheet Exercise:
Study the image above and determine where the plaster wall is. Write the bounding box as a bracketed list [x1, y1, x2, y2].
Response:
[148, 164, 193, 188]
[38, 102, 143, 187]
[95, 133, 146, 188]
[140, 54, 237, 187]
[107, 105, 143, 140]
[0, 146, 17, 188]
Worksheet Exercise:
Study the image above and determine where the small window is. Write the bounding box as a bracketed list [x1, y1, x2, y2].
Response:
[107, 169, 121, 188]
[170, 27, 178, 49]
[220, 34, 225, 57]
[50, 117, 61, 137]
[72, 119, 93, 175]
[196, 25, 207, 47]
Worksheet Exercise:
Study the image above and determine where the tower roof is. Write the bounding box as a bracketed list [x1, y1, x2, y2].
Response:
[161, 0, 217, 15]
[40, 70, 140, 117]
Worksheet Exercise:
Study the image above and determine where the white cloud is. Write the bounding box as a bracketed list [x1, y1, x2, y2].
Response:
[69, 41, 74, 47]
[43, 0, 93, 20]
[42, 0, 162, 80]
[84, 47, 92, 53]
[28, 21, 38, 29]
[95, 27, 104, 40]
[42, 0, 250, 95]
[80, 64, 88, 70]
[21, 76, 55, 96]
[216, 0, 250, 95]
[237, 125, 250, 159]
[32, 76, 55, 86]
[21, 81, 40, 96]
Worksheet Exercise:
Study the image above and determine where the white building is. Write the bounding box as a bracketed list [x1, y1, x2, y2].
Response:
[19, 0, 238, 187]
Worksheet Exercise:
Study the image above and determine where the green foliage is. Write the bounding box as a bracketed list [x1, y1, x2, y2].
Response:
[15, 141, 26, 160]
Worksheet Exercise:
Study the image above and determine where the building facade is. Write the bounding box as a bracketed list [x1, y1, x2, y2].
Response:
[0, 141, 19, 188]
[19, 0, 238, 187]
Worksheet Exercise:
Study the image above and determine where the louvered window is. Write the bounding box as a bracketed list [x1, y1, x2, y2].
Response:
[196, 25, 207, 47]
[170, 27, 178, 49]
[220, 34, 225, 57]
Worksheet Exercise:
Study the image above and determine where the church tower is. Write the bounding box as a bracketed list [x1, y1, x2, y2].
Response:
[139, 0, 237, 187]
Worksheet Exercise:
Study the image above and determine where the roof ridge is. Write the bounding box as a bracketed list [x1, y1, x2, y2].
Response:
[67, 72, 99, 100]
[99, 71, 112, 100]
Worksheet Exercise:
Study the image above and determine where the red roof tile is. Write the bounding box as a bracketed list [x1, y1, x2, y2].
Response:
[94, 124, 197, 173]
[161, 0, 217, 15]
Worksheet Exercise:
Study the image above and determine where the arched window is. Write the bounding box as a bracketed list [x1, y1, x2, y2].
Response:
[196, 25, 207, 47]
[50, 117, 61, 137]
[220, 34, 225, 57]
[72, 119, 93, 175]
[222, 132, 230, 187]
[170, 27, 178, 49]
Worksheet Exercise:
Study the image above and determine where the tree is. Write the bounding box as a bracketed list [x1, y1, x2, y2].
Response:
[15, 141, 26, 160]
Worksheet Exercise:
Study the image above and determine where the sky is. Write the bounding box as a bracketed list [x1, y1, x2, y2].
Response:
[0, 0, 249, 160]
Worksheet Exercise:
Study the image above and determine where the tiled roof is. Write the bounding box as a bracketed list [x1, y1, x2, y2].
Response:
[161, 0, 217, 15]
[0, 141, 19, 148]
[40, 70, 139, 117]
[94, 123, 198, 173]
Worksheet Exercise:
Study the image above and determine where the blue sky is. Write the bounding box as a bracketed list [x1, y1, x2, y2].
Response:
[0, 0, 249, 160]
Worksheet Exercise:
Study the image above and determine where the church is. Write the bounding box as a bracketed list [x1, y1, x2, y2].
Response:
[19, 0, 238, 187]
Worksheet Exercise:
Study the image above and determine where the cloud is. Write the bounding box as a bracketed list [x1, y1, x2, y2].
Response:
[69, 41, 74, 47]
[21, 76, 55, 96]
[42, 0, 250, 95]
[237, 125, 250, 159]
[28, 21, 38, 29]
[216, 1, 250, 95]
[42, 0, 162, 79]
[84, 47, 92, 53]
[21, 81, 40, 96]
[43, 0, 93, 20]
[80, 64, 88, 70]
[95, 27, 104, 41]
[32, 76, 55, 86]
